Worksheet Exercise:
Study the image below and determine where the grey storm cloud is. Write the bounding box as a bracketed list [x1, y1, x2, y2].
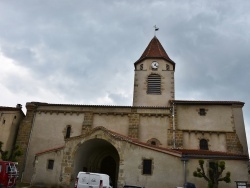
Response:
[0, 0, 250, 148]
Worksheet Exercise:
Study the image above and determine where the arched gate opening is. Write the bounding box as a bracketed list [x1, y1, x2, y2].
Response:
[73, 138, 119, 188]
[101, 156, 116, 186]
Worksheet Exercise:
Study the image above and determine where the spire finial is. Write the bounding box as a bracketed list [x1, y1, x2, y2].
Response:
[154, 25, 159, 36]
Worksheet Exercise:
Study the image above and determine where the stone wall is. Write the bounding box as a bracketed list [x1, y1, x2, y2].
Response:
[15, 103, 37, 177]
[226, 132, 243, 154]
[167, 103, 183, 148]
[128, 113, 139, 139]
[82, 112, 93, 136]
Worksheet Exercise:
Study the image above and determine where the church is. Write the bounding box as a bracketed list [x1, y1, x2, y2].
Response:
[4, 36, 249, 187]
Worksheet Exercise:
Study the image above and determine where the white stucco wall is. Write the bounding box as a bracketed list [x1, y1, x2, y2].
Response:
[183, 132, 227, 151]
[23, 111, 84, 182]
[232, 106, 248, 155]
[0, 110, 23, 152]
[177, 105, 234, 132]
[122, 147, 183, 188]
[93, 115, 129, 135]
[32, 149, 63, 186]
[139, 116, 169, 147]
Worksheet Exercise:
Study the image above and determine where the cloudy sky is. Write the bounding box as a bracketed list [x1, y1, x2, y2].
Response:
[0, 1, 249, 148]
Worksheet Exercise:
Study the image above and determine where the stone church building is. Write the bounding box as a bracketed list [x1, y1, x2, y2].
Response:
[10, 36, 249, 187]
[0, 105, 24, 154]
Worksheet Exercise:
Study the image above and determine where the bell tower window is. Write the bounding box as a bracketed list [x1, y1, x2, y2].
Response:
[166, 64, 170, 70]
[147, 74, 161, 94]
[140, 64, 143, 70]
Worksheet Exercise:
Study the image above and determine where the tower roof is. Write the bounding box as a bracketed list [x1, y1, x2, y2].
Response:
[135, 36, 175, 69]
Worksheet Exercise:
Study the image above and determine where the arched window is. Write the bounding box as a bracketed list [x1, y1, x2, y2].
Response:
[65, 126, 71, 139]
[200, 139, 209, 150]
[147, 74, 161, 94]
[147, 138, 161, 147]
[151, 141, 156, 146]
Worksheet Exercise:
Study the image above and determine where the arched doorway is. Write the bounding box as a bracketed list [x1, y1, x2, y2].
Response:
[73, 138, 119, 188]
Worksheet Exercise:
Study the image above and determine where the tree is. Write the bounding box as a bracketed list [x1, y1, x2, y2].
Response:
[193, 159, 231, 188]
[0, 141, 22, 162]
[0, 141, 8, 160]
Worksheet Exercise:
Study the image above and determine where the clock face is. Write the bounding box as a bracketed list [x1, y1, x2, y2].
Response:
[151, 61, 159, 69]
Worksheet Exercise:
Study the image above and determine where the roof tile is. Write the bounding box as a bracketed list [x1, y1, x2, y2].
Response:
[135, 36, 175, 68]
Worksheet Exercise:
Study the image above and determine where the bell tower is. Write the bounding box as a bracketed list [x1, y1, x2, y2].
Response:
[132, 36, 175, 107]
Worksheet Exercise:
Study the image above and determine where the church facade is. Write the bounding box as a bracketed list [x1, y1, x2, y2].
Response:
[0, 105, 24, 154]
[14, 36, 248, 188]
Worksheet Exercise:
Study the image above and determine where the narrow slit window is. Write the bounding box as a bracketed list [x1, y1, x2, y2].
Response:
[47, 159, 54, 170]
[65, 126, 71, 139]
[166, 64, 170, 70]
[143, 159, 152, 175]
[140, 64, 143, 70]
[199, 108, 206, 116]
[147, 74, 161, 94]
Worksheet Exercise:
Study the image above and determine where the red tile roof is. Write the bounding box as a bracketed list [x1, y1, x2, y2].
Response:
[65, 126, 182, 157]
[69, 126, 248, 160]
[28, 101, 170, 109]
[135, 36, 175, 69]
[36, 146, 64, 156]
[171, 100, 244, 106]
[174, 149, 248, 160]
[35, 127, 248, 160]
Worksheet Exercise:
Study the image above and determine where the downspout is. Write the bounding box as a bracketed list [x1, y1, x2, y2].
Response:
[172, 101, 176, 149]
[181, 157, 188, 187]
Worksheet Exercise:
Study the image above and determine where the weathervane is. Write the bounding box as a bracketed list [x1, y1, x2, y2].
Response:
[154, 25, 159, 36]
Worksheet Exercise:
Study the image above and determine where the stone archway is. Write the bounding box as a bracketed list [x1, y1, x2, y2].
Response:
[73, 138, 119, 188]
